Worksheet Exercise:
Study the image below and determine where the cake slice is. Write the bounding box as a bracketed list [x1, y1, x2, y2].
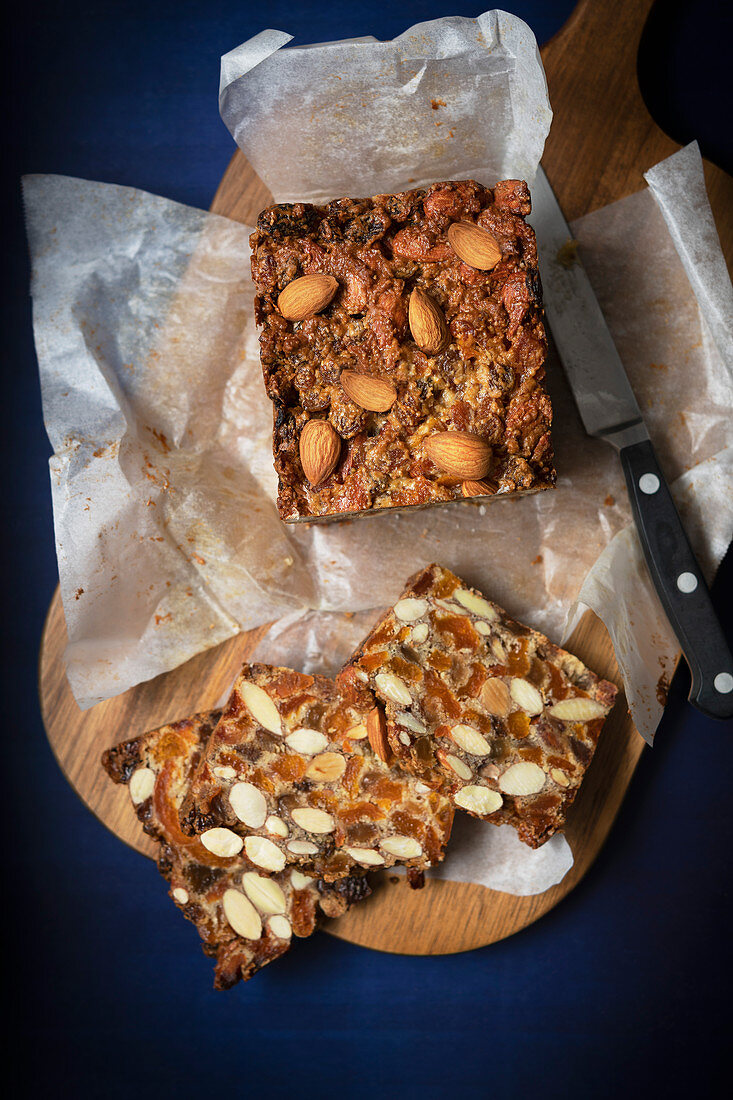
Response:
[179, 664, 453, 882]
[102, 711, 370, 990]
[343, 564, 618, 848]
[250, 178, 554, 522]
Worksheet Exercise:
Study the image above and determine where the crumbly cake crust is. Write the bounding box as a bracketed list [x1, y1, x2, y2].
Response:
[102, 711, 370, 989]
[180, 664, 453, 880]
[344, 564, 617, 848]
[250, 178, 554, 522]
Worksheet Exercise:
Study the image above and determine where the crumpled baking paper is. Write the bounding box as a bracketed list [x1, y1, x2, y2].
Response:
[219, 12, 552, 203]
[24, 13, 733, 895]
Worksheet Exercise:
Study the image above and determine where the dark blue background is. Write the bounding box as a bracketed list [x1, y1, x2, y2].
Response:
[5, 2, 732, 1097]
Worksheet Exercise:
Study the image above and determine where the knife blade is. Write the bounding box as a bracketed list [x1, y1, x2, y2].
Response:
[530, 167, 733, 720]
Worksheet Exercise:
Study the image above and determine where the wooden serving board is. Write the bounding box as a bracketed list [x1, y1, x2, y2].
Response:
[40, 0, 733, 956]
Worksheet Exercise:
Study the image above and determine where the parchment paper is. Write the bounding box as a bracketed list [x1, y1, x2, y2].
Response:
[24, 13, 733, 895]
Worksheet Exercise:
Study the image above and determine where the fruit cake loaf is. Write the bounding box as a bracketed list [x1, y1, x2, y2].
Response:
[179, 664, 453, 881]
[343, 564, 618, 848]
[102, 711, 370, 989]
[250, 178, 554, 522]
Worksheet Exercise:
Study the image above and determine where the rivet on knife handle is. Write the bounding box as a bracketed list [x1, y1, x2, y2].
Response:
[620, 437, 733, 720]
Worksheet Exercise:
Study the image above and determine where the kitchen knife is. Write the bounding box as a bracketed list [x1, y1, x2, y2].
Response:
[530, 167, 733, 720]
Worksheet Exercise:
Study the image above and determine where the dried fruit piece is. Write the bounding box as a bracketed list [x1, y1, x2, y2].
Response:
[286, 728, 328, 755]
[479, 678, 511, 717]
[222, 888, 262, 941]
[244, 835, 286, 871]
[291, 807, 336, 834]
[447, 221, 502, 270]
[229, 782, 267, 828]
[498, 761, 546, 796]
[548, 697, 609, 721]
[277, 273, 338, 321]
[268, 915, 292, 939]
[394, 597, 428, 622]
[450, 723, 491, 756]
[367, 706, 390, 763]
[424, 431, 492, 480]
[299, 419, 341, 487]
[242, 872, 287, 916]
[240, 682, 282, 735]
[129, 766, 155, 805]
[305, 752, 347, 782]
[375, 671, 412, 706]
[454, 786, 503, 815]
[380, 836, 423, 859]
[340, 370, 397, 412]
[510, 678, 544, 716]
[408, 287, 449, 354]
[200, 828, 244, 858]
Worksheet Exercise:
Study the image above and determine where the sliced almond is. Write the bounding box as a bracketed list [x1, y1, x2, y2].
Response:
[242, 872, 287, 916]
[394, 597, 428, 622]
[454, 785, 503, 815]
[277, 273, 338, 321]
[454, 588, 498, 620]
[550, 767, 570, 787]
[380, 835, 423, 859]
[244, 835, 286, 872]
[290, 869, 313, 889]
[172, 887, 189, 905]
[510, 678, 544, 716]
[306, 752, 347, 782]
[299, 419, 341, 487]
[344, 721, 368, 741]
[450, 723, 491, 756]
[498, 761, 546, 796]
[285, 728, 328, 755]
[200, 828, 243, 858]
[424, 431, 492, 480]
[268, 915, 292, 940]
[291, 807, 336, 834]
[229, 781, 267, 828]
[129, 766, 155, 805]
[287, 839, 319, 855]
[367, 706, 390, 763]
[340, 370, 397, 412]
[240, 681, 282, 735]
[475, 621, 493, 636]
[344, 847, 386, 866]
[447, 221, 502, 270]
[548, 697, 609, 721]
[411, 622, 429, 644]
[265, 814, 289, 837]
[222, 888, 262, 941]
[461, 479, 497, 498]
[213, 765, 237, 780]
[375, 671, 412, 706]
[408, 287, 449, 355]
[479, 677, 511, 717]
[394, 711, 427, 734]
[443, 753, 473, 781]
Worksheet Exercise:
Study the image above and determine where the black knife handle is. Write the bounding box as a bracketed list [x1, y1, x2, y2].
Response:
[620, 437, 733, 720]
